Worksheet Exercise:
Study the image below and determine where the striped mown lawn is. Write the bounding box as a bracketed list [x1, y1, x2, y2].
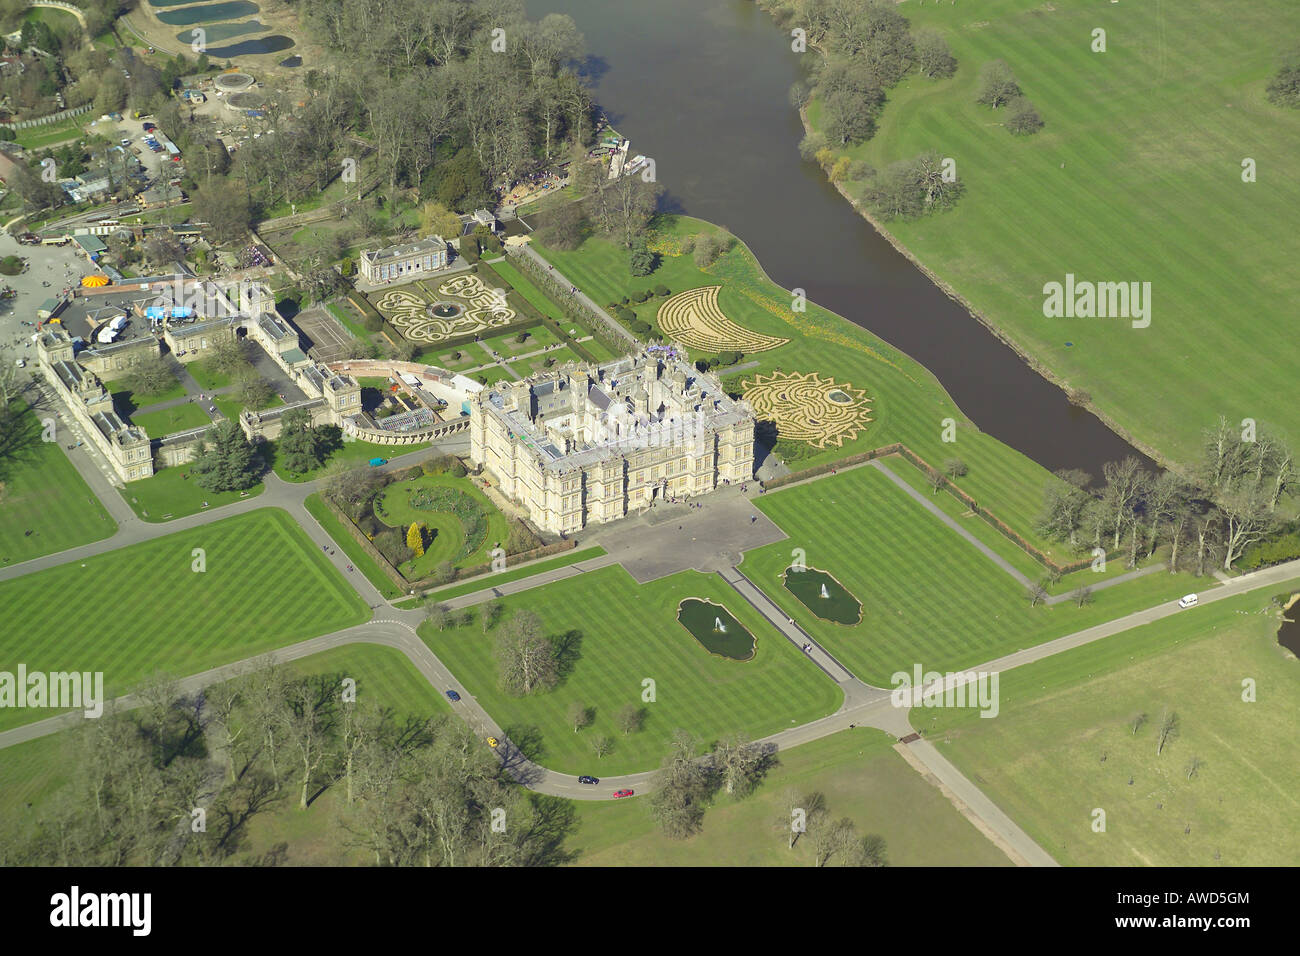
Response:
[926, 584, 1300, 866]
[0, 508, 370, 732]
[421, 565, 843, 775]
[534, 216, 1070, 556]
[0, 403, 117, 564]
[740, 466, 1200, 685]
[809, 0, 1300, 467]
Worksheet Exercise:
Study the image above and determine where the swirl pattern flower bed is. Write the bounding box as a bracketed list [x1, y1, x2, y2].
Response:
[745, 370, 873, 449]
[657, 285, 789, 353]
[373, 274, 516, 344]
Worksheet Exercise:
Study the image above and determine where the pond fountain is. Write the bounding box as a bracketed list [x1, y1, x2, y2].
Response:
[429, 302, 464, 320]
[783, 566, 862, 626]
[677, 599, 754, 661]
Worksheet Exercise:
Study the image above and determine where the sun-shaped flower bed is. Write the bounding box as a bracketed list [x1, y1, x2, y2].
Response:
[744, 371, 873, 448]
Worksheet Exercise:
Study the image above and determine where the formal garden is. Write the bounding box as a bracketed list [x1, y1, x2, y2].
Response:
[321, 455, 545, 589]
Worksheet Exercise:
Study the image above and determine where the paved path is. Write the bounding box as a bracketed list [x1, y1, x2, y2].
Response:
[871, 459, 1168, 605]
[4, 463, 1297, 860]
[515, 245, 638, 347]
[718, 565, 856, 684]
[8, 407, 1299, 862]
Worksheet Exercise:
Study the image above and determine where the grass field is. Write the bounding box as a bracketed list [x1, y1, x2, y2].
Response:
[120, 465, 264, 521]
[421, 565, 843, 775]
[481, 324, 560, 357]
[0, 403, 116, 564]
[569, 727, 1010, 866]
[110, 379, 188, 411]
[128, 402, 212, 437]
[183, 357, 234, 392]
[14, 118, 87, 151]
[803, 0, 1300, 467]
[925, 583, 1300, 866]
[0, 508, 369, 732]
[506, 346, 584, 379]
[740, 465, 1199, 684]
[532, 215, 1073, 555]
[267, 437, 404, 483]
[325, 300, 370, 341]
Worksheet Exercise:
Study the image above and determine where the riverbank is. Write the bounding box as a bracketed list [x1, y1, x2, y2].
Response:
[795, 112, 1170, 476]
[778, 0, 1300, 470]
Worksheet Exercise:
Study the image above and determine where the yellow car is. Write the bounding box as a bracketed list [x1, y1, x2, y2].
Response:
[487, 737, 499, 748]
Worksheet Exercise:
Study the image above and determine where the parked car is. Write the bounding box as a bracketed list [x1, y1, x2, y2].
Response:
[487, 737, 499, 748]
[613, 789, 634, 799]
[577, 776, 598, 785]
[1178, 593, 1199, 609]
[143, 122, 156, 131]
[445, 690, 460, 702]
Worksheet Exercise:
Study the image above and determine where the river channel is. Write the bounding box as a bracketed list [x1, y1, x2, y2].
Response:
[528, 0, 1152, 478]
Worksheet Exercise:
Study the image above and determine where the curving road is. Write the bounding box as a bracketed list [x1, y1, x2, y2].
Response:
[5, 385, 1299, 862]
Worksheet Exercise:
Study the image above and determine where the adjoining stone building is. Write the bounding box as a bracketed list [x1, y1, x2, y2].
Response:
[36, 327, 153, 482]
[35, 280, 364, 481]
[469, 347, 755, 534]
[358, 235, 450, 285]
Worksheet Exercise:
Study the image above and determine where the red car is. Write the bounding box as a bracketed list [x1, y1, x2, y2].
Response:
[613, 789, 634, 799]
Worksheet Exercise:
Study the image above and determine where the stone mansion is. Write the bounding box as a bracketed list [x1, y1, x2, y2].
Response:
[469, 347, 755, 534]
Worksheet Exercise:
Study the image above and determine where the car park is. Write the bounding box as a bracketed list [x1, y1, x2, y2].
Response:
[613, 789, 634, 798]
[578, 776, 598, 785]
[445, 690, 460, 701]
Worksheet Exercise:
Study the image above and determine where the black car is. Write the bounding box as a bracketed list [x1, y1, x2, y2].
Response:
[578, 775, 599, 785]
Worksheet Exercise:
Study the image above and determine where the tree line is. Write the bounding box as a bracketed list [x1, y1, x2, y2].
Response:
[1036, 417, 1295, 575]
[0, 661, 574, 866]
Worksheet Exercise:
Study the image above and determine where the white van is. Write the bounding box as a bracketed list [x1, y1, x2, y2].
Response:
[1177, 593, 1198, 609]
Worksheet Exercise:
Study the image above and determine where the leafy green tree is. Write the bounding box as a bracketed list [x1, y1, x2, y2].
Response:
[190, 421, 260, 492]
[628, 237, 655, 276]
[916, 29, 957, 79]
[976, 59, 1021, 109]
[1266, 45, 1300, 109]
[1006, 98, 1044, 135]
[277, 406, 325, 474]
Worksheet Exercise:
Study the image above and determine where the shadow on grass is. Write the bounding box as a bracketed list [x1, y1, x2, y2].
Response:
[0, 401, 44, 485]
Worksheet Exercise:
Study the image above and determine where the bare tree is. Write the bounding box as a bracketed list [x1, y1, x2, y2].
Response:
[567, 700, 591, 733]
[1130, 712, 1147, 736]
[1185, 756, 1203, 781]
[494, 610, 558, 695]
[615, 703, 644, 736]
[1156, 708, 1179, 756]
[711, 732, 766, 797]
